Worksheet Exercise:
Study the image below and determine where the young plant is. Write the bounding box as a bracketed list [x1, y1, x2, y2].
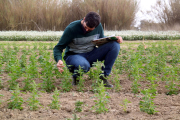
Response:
[66, 113, 80, 120]
[112, 69, 121, 92]
[76, 66, 85, 92]
[8, 57, 22, 90]
[23, 75, 33, 91]
[60, 66, 72, 92]
[49, 87, 60, 110]
[75, 101, 84, 112]
[89, 61, 104, 92]
[0, 77, 3, 89]
[0, 94, 3, 105]
[7, 84, 24, 110]
[131, 79, 141, 94]
[27, 81, 41, 111]
[92, 81, 110, 114]
[120, 98, 131, 113]
[139, 89, 158, 114]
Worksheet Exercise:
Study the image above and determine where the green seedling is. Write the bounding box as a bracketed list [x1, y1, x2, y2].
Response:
[0, 77, 3, 89]
[112, 69, 121, 92]
[66, 113, 80, 120]
[27, 81, 41, 111]
[120, 98, 131, 113]
[7, 84, 24, 110]
[139, 89, 158, 114]
[76, 66, 85, 92]
[92, 81, 110, 114]
[0, 94, 3, 105]
[75, 101, 84, 112]
[49, 87, 60, 110]
[60, 65, 72, 92]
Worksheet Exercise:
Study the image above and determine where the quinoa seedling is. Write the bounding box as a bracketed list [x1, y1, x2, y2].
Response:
[76, 66, 85, 92]
[0, 77, 3, 89]
[92, 81, 110, 114]
[27, 81, 41, 111]
[0, 94, 3, 105]
[7, 84, 24, 110]
[75, 101, 84, 112]
[120, 98, 131, 113]
[112, 69, 121, 92]
[139, 89, 158, 114]
[49, 87, 60, 110]
[60, 66, 72, 92]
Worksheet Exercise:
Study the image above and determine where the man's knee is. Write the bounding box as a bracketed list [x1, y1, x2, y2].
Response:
[75, 61, 90, 73]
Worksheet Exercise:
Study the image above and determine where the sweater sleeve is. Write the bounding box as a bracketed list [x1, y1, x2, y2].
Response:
[53, 27, 74, 62]
[99, 23, 105, 38]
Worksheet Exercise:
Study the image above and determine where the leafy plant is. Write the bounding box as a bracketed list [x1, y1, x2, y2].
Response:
[0, 77, 3, 89]
[112, 69, 121, 92]
[120, 98, 131, 113]
[75, 101, 84, 112]
[139, 89, 158, 114]
[49, 87, 60, 110]
[27, 81, 41, 111]
[76, 66, 85, 92]
[7, 84, 24, 110]
[66, 113, 80, 120]
[60, 66, 72, 92]
[0, 94, 3, 105]
[92, 81, 110, 114]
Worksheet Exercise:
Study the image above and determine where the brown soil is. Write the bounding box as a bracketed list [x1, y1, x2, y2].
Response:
[0, 74, 180, 120]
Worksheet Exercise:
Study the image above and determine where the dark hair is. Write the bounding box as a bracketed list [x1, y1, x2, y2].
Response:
[85, 12, 101, 28]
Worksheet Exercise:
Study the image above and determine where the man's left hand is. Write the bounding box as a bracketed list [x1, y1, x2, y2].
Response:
[116, 36, 123, 44]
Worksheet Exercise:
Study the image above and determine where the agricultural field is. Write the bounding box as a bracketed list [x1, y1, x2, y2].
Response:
[0, 39, 180, 120]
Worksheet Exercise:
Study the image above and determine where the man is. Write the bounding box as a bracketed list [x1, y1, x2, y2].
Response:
[53, 12, 123, 88]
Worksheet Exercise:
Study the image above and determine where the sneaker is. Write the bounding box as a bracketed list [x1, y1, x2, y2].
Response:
[72, 76, 79, 86]
[99, 75, 113, 88]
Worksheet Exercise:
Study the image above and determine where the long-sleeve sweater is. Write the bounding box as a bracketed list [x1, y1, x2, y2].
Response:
[53, 19, 104, 62]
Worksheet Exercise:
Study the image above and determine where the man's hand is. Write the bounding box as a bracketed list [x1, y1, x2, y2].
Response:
[116, 36, 123, 44]
[57, 60, 64, 74]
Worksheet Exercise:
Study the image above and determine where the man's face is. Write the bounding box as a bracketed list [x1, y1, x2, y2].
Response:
[82, 21, 95, 32]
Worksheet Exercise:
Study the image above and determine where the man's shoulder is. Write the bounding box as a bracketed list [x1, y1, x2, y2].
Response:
[68, 20, 81, 28]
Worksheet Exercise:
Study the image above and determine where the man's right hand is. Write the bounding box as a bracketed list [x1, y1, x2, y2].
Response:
[57, 60, 64, 74]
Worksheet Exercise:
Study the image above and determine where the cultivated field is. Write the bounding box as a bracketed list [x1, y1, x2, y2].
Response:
[0, 40, 180, 120]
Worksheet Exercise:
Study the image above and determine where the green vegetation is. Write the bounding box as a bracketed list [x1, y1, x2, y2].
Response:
[49, 87, 61, 110]
[92, 81, 111, 113]
[120, 98, 131, 113]
[27, 81, 41, 111]
[7, 84, 24, 110]
[0, 40, 179, 115]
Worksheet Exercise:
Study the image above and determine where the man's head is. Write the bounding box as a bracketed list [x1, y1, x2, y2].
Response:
[82, 12, 101, 32]
[84, 12, 101, 28]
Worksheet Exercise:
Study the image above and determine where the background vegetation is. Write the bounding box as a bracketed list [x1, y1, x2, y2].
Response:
[0, 0, 138, 31]
[140, 0, 180, 31]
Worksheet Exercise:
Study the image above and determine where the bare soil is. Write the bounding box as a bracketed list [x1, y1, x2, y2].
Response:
[0, 74, 180, 120]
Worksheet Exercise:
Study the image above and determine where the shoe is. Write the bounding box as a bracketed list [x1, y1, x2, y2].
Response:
[72, 76, 79, 86]
[99, 75, 113, 88]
